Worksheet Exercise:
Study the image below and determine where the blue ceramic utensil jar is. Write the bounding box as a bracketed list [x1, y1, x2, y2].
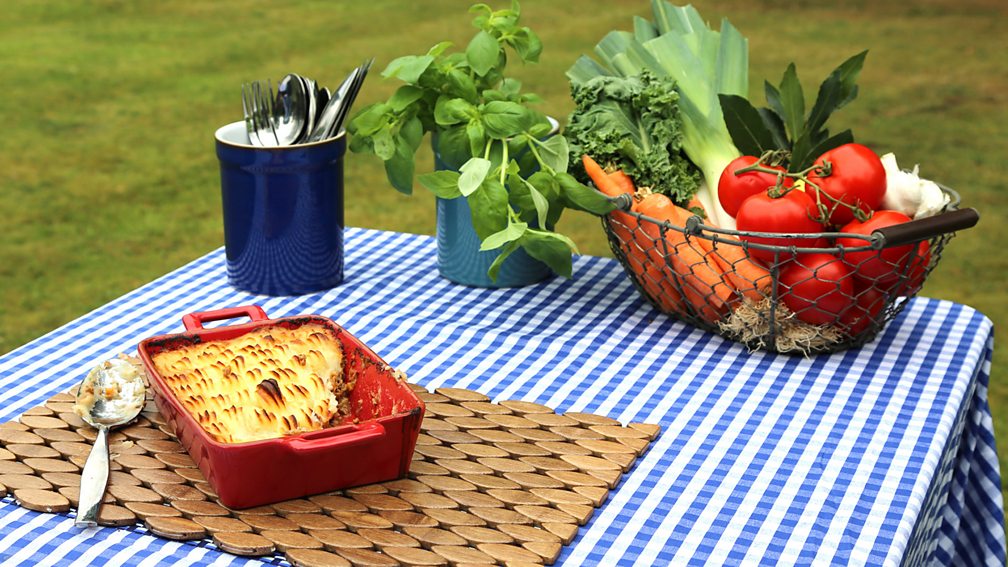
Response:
[215, 121, 345, 295]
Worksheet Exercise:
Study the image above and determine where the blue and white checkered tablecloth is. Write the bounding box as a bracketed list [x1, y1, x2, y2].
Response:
[0, 228, 1003, 566]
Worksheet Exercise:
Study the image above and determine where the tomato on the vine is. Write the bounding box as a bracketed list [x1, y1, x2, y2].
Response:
[718, 156, 791, 218]
[892, 241, 931, 297]
[837, 210, 914, 285]
[809, 143, 887, 226]
[779, 253, 856, 326]
[735, 190, 826, 264]
[840, 286, 886, 336]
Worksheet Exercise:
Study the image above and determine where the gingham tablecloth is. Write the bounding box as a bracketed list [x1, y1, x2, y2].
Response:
[0, 228, 1003, 566]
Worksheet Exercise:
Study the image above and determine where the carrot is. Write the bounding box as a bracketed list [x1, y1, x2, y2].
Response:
[608, 170, 637, 196]
[582, 156, 685, 315]
[666, 203, 771, 304]
[685, 197, 708, 219]
[707, 235, 773, 302]
[634, 193, 732, 323]
[582, 155, 624, 197]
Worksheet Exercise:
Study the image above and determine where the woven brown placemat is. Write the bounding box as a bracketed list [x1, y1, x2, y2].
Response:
[0, 384, 659, 566]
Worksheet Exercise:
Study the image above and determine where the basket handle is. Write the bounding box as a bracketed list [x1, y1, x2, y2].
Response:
[874, 208, 979, 247]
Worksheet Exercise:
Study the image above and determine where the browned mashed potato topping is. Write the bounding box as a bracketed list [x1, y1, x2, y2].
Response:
[151, 324, 351, 443]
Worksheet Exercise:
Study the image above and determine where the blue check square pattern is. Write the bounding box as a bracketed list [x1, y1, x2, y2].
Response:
[0, 228, 1002, 566]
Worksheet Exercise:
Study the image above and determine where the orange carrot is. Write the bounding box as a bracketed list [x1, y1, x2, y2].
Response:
[634, 193, 732, 323]
[608, 170, 637, 196]
[685, 197, 708, 219]
[665, 203, 770, 304]
[582, 156, 685, 315]
[707, 235, 773, 302]
[582, 155, 624, 197]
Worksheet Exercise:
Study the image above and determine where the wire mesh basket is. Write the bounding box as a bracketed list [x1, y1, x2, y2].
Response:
[601, 187, 978, 354]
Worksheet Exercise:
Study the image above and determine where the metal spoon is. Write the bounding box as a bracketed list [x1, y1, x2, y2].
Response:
[316, 87, 331, 126]
[74, 358, 146, 527]
[272, 74, 308, 146]
[302, 76, 319, 145]
[307, 68, 358, 143]
[329, 58, 373, 139]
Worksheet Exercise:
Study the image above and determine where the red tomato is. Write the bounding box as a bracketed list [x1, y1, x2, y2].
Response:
[735, 190, 826, 264]
[837, 211, 914, 285]
[718, 156, 791, 218]
[892, 241, 931, 296]
[840, 286, 887, 336]
[779, 253, 856, 326]
[809, 143, 886, 226]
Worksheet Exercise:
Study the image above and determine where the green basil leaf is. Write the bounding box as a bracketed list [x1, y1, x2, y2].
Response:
[527, 182, 549, 229]
[434, 97, 477, 127]
[511, 27, 542, 63]
[467, 30, 500, 76]
[347, 102, 389, 137]
[536, 135, 569, 173]
[487, 240, 519, 282]
[458, 157, 492, 197]
[384, 148, 415, 195]
[482, 89, 506, 103]
[347, 134, 372, 154]
[427, 41, 454, 57]
[399, 116, 424, 152]
[518, 229, 575, 278]
[556, 172, 616, 215]
[718, 94, 778, 156]
[382, 55, 434, 84]
[387, 86, 424, 112]
[469, 3, 492, 18]
[466, 120, 486, 158]
[482, 100, 533, 138]
[434, 126, 470, 171]
[373, 128, 396, 161]
[480, 220, 528, 251]
[499, 78, 522, 99]
[468, 178, 509, 239]
[507, 169, 534, 215]
[447, 69, 479, 103]
[757, 107, 790, 150]
[778, 63, 805, 141]
[418, 170, 462, 199]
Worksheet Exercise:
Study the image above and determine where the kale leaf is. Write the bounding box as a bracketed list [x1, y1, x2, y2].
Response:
[564, 72, 700, 203]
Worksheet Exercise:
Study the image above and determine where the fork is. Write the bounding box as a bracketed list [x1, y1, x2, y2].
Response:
[260, 80, 282, 147]
[243, 81, 280, 147]
[241, 83, 263, 147]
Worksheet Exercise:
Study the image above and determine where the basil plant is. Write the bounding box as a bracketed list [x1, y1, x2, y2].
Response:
[348, 1, 614, 280]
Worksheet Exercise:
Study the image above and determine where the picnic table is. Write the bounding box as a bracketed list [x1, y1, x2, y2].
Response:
[0, 228, 1003, 566]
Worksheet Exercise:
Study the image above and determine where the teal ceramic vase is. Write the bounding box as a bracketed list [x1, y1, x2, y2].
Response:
[432, 123, 557, 288]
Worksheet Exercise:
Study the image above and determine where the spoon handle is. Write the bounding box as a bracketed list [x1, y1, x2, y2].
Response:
[75, 424, 110, 527]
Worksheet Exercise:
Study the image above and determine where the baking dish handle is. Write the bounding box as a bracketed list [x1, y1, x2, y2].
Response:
[286, 422, 385, 453]
[182, 305, 269, 331]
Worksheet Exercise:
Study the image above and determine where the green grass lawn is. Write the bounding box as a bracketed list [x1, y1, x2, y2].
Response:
[2, 0, 1006, 508]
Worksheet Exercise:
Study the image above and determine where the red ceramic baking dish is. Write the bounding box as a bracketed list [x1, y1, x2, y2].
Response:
[137, 305, 424, 509]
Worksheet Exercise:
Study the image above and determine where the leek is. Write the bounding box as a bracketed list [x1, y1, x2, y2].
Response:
[567, 0, 748, 229]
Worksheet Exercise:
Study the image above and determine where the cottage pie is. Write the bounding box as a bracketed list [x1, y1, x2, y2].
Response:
[150, 324, 351, 443]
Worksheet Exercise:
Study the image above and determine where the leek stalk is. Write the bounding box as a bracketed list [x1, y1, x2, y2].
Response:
[567, 0, 749, 228]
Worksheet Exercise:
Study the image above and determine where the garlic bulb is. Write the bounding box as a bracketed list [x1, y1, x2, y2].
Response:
[880, 153, 949, 219]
